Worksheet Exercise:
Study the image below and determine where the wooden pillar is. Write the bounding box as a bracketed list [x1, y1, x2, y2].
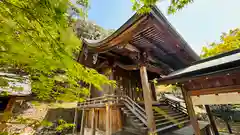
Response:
[225, 120, 232, 134]
[109, 68, 114, 95]
[117, 108, 122, 130]
[72, 107, 79, 134]
[109, 105, 112, 135]
[96, 110, 99, 130]
[205, 105, 219, 135]
[91, 108, 96, 135]
[106, 104, 110, 135]
[80, 109, 85, 135]
[140, 66, 156, 133]
[150, 82, 157, 101]
[129, 79, 132, 99]
[181, 87, 201, 135]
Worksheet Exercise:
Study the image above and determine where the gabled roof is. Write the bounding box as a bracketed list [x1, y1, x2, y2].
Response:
[83, 6, 199, 75]
[0, 72, 31, 96]
[158, 49, 240, 84]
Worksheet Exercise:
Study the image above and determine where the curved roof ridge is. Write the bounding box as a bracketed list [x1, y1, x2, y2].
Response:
[83, 11, 143, 47]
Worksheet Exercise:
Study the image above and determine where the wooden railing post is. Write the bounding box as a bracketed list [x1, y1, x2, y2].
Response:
[205, 105, 219, 135]
[117, 107, 122, 130]
[90, 108, 96, 135]
[79, 95, 149, 133]
[80, 109, 85, 135]
[106, 103, 110, 135]
[72, 107, 78, 135]
[109, 105, 112, 135]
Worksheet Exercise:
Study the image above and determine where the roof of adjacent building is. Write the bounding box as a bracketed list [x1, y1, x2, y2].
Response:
[82, 6, 200, 75]
[0, 72, 31, 96]
[158, 49, 240, 84]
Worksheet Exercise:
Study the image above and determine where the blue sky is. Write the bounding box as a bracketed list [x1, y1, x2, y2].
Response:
[87, 0, 240, 54]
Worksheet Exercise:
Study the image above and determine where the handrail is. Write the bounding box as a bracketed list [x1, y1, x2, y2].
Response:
[122, 95, 146, 113]
[78, 95, 119, 107]
[163, 95, 188, 114]
[121, 96, 147, 125]
[78, 95, 148, 127]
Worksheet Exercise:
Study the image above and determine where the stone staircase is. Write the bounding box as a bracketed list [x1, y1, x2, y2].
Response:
[153, 104, 189, 133]
[121, 107, 148, 134]
[121, 99, 189, 134]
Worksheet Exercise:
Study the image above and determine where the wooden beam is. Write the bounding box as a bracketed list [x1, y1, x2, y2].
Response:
[80, 109, 85, 135]
[94, 16, 149, 52]
[205, 105, 219, 135]
[189, 84, 240, 96]
[124, 43, 140, 52]
[114, 61, 162, 74]
[181, 87, 201, 135]
[140, 66, 156, 133]
[90, 108, 96, 135]
[147, 64, 162, 74]
[105, 51, 121, 58]
[96, 60, 108, 69]
[114, 61, 139, 70]
[158, 66, 240, 85]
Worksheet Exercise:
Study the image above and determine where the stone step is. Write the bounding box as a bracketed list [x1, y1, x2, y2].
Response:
[122, 127, 147, 135]
[156, 117, 189, 128]
[154, 120, 190, 133]
[154, 111, 183, 117]
[121, 108, 146, 128]
[155, 114, 187, 123]
[121, 103, 189, 134]
[153, 107, 172, 111]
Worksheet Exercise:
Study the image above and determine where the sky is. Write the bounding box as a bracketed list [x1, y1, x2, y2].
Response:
[87, 0, 240, 55]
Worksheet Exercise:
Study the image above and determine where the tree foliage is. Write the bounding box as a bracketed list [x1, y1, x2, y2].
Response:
[131, 0, 194, 14]
[0, 0, 193, 102]
[74, 19, 115, 40]
[0, 0, 114, 102]
[201, 28, 240, 58]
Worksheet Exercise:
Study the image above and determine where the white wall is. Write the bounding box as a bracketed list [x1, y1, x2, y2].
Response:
[191, 92, 240, 105]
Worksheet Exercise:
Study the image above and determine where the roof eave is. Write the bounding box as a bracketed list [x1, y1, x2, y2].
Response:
[150, 6, 200, 61]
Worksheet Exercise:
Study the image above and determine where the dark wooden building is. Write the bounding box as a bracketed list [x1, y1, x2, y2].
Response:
[77, 6, 201, 135]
